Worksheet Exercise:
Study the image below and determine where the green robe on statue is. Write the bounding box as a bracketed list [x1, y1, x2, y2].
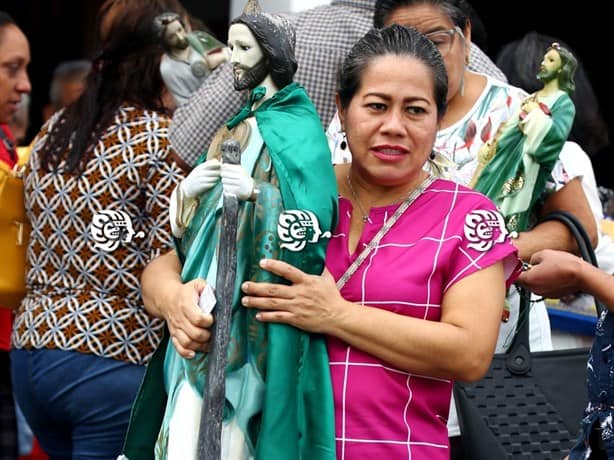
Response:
[121, 83, 338, 460]
[474, 90, 575, 232]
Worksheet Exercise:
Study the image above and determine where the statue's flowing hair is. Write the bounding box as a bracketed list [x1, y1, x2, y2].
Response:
[549, 43, 577, 95]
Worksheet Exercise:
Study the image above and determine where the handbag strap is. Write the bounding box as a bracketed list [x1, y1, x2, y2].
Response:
[508, 211, 604, 371]
[537, 211, 605, 315]
[336, 175, 435, 290]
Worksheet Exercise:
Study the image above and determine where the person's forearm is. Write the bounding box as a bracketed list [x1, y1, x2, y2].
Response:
[327, 303, 497, 382]
[141, 250, 183, 319]
[514, 221, 577, 261]
[325, 265, 505, 382]
[578, 262, 614, 311]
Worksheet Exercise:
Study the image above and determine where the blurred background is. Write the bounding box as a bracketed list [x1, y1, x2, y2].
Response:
[2, 0, 610, 187]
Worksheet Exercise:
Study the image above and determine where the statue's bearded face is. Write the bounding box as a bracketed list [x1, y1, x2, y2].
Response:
[164, 19, 189, 50]
[228, 23, 268, 90]
[537, 48, 562, 84]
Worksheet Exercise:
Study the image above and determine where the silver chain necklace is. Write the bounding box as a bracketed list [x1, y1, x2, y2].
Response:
[346, 174, 372, 223]
[337, 174, 436, 290]
[346, 174, 418, 224]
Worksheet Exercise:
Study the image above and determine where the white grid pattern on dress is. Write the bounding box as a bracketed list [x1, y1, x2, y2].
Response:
[326, 179, 519, 459]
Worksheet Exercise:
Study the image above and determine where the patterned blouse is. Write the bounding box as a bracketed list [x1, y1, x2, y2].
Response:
[12, 106, 185, 366]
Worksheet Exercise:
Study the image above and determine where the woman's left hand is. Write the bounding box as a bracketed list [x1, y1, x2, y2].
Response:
[241, 258, 347, 333]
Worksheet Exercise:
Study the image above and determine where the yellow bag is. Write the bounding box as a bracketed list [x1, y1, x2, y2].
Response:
[0, 145, 31, 309]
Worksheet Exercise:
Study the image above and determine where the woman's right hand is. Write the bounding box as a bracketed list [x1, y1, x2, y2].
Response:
[165, 278, 214, 358]
[180, 158, 221, 198]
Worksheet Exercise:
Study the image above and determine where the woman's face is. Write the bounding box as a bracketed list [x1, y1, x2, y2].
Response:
[0, 24, 30, 124]
[385, 3, 469, 103]
[338, 54, 438, 187]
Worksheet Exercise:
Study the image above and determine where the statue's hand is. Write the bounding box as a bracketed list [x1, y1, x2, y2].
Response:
[520, 100, 540, 115]
[204, 47, 230, 70]
[180, 159, 221, 198]
[477, 141, 496, 164]
[221, 163, 254, 201]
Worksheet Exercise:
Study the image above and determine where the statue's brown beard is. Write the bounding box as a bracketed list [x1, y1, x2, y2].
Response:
[233, 59, 268, 91]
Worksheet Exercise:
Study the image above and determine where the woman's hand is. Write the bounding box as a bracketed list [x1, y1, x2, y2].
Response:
[518, 249, 585, 299]
[165, 278, 214, 358]
[241, 259, 348, 334]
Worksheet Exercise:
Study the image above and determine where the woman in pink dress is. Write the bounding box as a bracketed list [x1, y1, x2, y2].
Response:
[141, 24, 521, 459]
[240, 25, 520, 459]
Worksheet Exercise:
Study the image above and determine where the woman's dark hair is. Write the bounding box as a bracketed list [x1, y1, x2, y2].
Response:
[0, 11, 17, 43]
[496, 31, 609, 157]
[337, 24, 448, 119]
[374, 0, 470, 30]
[0, 11, 16, 29]
[230, 13, 297, 90]
[39, 0, 186, 174]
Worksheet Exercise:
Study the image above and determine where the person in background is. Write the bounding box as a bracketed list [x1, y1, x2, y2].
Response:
[9, 0, 186, 458]
[3, 73, 49, 460]
[138, 23, 521, 459]
[0, 10, 31, 460]
[41, 59, 91, 122]
[496, 31, 614, 349]
[520, 249, 614, 459]
[169, 0, 507, 166]
[8, 93, 28, 145]
[326, 1, 597, 456]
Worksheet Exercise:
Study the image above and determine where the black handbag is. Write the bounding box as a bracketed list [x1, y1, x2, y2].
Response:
[453, 211, 604, 459]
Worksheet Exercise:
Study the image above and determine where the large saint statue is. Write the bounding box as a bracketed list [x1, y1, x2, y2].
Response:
[470, 42, 577, 232]
[154, 12, 228, 107]
[122, 2, 338, 459]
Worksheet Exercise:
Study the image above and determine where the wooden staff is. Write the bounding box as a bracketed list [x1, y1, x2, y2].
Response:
[197, 139, 241, 459]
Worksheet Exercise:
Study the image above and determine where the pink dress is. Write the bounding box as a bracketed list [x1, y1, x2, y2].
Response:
[326, 178, 520, 460]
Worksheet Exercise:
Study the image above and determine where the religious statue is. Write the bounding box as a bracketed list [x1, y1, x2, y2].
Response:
[122, 2, 338, 459]
[154, 12, 228, 107]
[470, 42, 577, 232]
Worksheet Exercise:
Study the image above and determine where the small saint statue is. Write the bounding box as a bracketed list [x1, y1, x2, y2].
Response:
[470, 42, 577, 232]
[154, 12, 228, 107]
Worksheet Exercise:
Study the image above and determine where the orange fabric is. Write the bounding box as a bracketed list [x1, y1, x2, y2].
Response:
[0, 124, 16, 348]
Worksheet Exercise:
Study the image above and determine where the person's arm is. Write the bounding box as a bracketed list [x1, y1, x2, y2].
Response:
[141, 250, 213, 358]
[169, 62, 245, 166]
[519, 249, 614, 310]
[513, 177, 598, 260]
[241, 258, 506, 383]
